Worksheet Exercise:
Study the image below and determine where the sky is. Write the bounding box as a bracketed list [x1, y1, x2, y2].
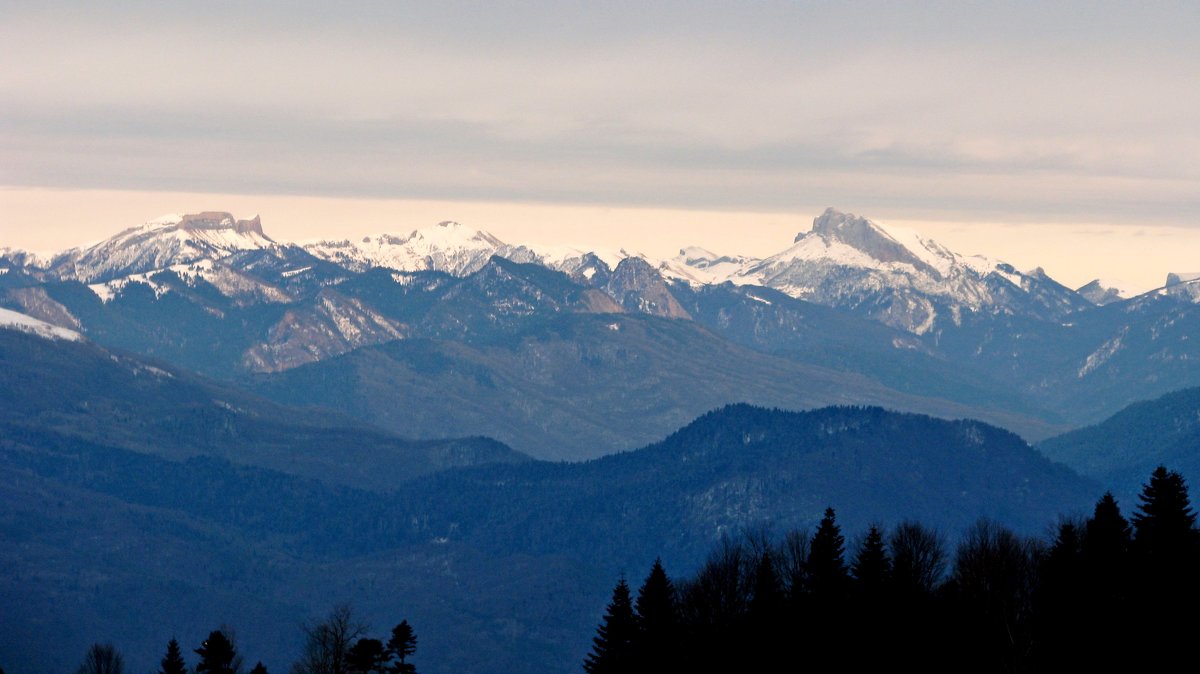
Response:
[2, 1, 1198, 292]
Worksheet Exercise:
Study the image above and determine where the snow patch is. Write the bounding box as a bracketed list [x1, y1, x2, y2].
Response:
[0, 307, 83, 341]
[280, 266, 312, 278]
[1078, 327, 1129, 378]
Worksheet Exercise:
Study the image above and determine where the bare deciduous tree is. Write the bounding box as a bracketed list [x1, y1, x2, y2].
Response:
[291, 604, 368, 674]
[889, 520, 947, 595]
[76, 643, 124, 674]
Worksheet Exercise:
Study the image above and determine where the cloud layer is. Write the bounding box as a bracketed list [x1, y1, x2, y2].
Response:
[2, 1, 1198, 226]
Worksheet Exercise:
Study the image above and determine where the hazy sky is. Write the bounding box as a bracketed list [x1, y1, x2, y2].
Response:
[2, 2, 1198, 291]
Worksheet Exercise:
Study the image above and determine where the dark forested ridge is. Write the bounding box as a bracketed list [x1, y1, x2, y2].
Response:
[1039, 386, 1200, 499]
[388, 404, 1095, 563]
[1, 399, 1097, 673]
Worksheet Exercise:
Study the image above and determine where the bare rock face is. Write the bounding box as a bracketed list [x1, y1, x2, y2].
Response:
[242, 289, 406, 373]
[1162, 273, 1200, 303]
[604, 257, 691, 319]
[1077, 279, 1129, 306]
[179, 212, 265, 236]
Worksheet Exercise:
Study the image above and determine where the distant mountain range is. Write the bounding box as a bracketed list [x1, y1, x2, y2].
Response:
[5, 207, 1200, 458]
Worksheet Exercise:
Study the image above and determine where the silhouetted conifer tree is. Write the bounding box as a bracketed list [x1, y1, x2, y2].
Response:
[851, 525, 891, 594]
[805, 508, 850, 668]
[1078, 492, 1134, 671]
[1130, 466, 1199, 667]
[848, 524, 893, 669]
[584, 578, 636, 674]
[248, 664, 267, 674]
[807, 507, 849, 600]
[1132, 466, 1197, 558]
[386, 621, 418, 674]
[1035, 520, 1086, 670]
[195, 631, 240, 674]
[633, 559, 678, 673]
[1084, 492, 1132, 567]
[158, 638, 187, 674]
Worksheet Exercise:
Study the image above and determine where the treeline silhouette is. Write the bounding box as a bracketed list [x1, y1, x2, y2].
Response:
[584, 466, 1200, 674]
[67, 605, 417, 674]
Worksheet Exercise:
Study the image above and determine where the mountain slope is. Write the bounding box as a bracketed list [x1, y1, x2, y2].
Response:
[249, 312, 1064, 460]
[0, 328, 526, 490]
[1038, 386, 1200, 499]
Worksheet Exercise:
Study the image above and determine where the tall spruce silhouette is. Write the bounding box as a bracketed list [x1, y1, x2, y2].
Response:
[805, 508, 850, 667]
[158, 638, 187, 674]
[851, 525, 891, 594]
[850, 525, 893, 670]
[1080, 490, 1132, 669]
[807, 507, 849, 599]
[1130, 466, 1199, 667]
[1084, 492, 1132, 569]
[633, 559, 677, 673]
[1036, 520, 1086, 670]
[1132, 466, 1197, 558]
[584, 578, 636, 674]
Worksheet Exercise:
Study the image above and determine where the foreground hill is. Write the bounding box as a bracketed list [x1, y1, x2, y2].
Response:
[1, 403, 1096, 673]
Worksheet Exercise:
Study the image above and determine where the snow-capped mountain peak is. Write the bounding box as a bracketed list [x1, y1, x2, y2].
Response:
[58, 211, 276, 283]
[304, 219, 520, 274]
[803, 207, 939, 273]
[305, 220, 523, 276]
[408, 220, 505, 249]
[654, 207, 1091, 333]
[658, 246, 759, 285]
